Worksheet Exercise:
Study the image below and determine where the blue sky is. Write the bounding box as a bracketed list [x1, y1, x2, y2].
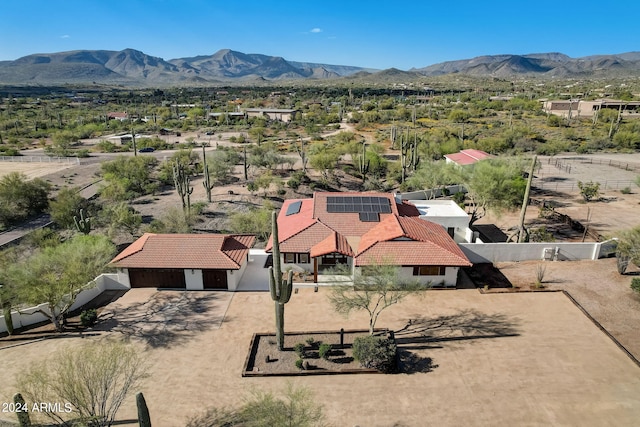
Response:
[2, 0, 639, 70]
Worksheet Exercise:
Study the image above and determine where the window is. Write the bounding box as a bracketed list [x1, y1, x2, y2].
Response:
[298, 253, 310, 264]
[283, 253, 310, 263]
[413, 266, 446, 276]
[447, 227, 455, 238]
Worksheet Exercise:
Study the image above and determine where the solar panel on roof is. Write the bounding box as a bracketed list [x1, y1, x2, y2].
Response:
[327, 196, 337, 204]
[285, 200, 302, 216]
[359, 212, 380, 222]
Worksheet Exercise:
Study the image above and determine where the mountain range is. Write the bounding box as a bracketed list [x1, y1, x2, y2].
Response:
[0, 48, 638, 86]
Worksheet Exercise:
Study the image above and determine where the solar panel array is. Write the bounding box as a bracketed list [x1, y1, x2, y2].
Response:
[285, 200, 302, 216]
[326, 196, 392, 220]
[359, 212, 380, 222]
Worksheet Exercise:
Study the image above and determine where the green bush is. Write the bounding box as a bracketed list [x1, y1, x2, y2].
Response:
[293, 342, 306, 359]
[352, 335, 397, 373]
[621, 187, 632, 194]
[631, 278, 640, 294]
[295, 358, 304, 370]
[318, 343, 331, 360]
[287, 176, 300, 190]
[80, 309, 98, 327]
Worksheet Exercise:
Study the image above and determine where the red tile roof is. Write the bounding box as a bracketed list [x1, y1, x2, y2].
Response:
[356, 216, 471, 267]
[311, 231, 355, 258]
[444, 149, 493, 165]
[270, 192, 471, 268]
[110, 233, 255, 270]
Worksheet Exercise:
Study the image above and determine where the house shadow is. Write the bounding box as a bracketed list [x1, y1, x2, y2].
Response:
[94, 291, 231, 349]
[393, 309, 521, 374]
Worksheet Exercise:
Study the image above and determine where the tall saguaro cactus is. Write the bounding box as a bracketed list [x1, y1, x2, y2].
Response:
[172, 161, 193, 215]
[202, 144, 213, 203]
[269, 210, 293, 351]
[73, 209, 91, 234]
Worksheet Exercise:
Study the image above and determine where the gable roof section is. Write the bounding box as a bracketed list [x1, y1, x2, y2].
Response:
[311, 230, 355, 258]
[444, 149, 493, 166]
[356, 216, 471, 267]
[110, 233, 255, 270]
[265, 198, 316, 252]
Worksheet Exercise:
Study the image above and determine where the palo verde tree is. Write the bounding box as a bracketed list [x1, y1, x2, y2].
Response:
[459, 158, 527, 226]
[17, 340, 148, 427]
[5, 234, 115, 331]
[615, 225, 640, 274]
[328, 260, 423, 335]
[269, 210, 293, 351]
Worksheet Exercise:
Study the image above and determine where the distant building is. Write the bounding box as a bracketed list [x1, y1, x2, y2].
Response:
[244, 108, 297, 122]
[107, 112, 129, 121]
[542, 99, 640, 119]
[444, 149, 493, 166]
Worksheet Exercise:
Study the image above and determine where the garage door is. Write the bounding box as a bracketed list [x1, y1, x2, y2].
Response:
[203, 269, 228, 290]
[129, 269, 186, 289]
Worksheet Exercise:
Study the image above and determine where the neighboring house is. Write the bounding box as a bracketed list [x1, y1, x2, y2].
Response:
[444, 149, 493, 166]
[244, 108, 297, 122]
[265, 192, 472, 287]
[542, 99, 640, 119]
[109, 233, 255, 291]
[107, 112, 129, 121]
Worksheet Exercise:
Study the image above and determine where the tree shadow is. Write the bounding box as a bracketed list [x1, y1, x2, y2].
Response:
[395, 310, 520, 345]
[393, 310, 520, 374]
[94, 292, 231, 349]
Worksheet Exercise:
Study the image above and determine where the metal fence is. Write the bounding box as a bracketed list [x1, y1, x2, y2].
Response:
[533, 179, 635, 192]
[0, 155, 80, 164]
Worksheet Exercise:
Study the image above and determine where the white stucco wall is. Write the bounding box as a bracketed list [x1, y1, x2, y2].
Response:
[396, 266, 459, 287]
[185, 269, 204, 290]
[228, 259, 249, 291]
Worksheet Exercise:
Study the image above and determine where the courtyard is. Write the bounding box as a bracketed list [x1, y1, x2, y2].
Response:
[1, 279, 639, 426]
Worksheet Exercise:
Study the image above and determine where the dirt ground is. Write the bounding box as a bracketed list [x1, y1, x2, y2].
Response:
[1, 288, 639, 426]
[0, 161, 75, 179]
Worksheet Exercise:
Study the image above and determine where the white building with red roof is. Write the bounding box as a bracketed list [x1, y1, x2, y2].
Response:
[266, 192, 471, 287]
[110, 233, 255, 290]
[444, 149, 493, 166]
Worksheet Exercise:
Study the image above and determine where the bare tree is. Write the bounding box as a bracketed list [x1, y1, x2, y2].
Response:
[16, 340, 149, 427]
[328, 262, 424, 335]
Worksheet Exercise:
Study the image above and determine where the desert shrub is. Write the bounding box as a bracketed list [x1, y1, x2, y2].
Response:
[578, 180, 600, 202]
[294, 342, 306, 359]
[305, 337, 316, 347]
[80, 309, 98, 327]
[318, 343, 331, 360]
[621, 187, 632, 194]
[287, 176, 300, 190]
[352, 335, 397, 373]
[295, 358, 304, 370]
[631, 278, 640, 294]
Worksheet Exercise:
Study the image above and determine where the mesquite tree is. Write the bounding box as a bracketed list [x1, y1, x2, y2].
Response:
[268, 210, 293, 351]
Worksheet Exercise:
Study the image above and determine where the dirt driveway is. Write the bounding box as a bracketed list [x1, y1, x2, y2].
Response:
[1, 288, 639, 427]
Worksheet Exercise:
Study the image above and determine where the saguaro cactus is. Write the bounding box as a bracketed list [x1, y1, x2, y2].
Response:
[357, 142, 370, 184]
[269, 210, 293, 351]
[136, 392, 151, 427]
[172, 161, 193, 215]
[13, 393, 31, 427]
[202, 145, 213, 203]
[73, 209, 91, 234]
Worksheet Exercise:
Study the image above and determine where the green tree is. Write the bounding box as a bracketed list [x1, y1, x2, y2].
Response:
[0, 172, 50, 230]
[577, 181, 600, 202]
[616, 225, 640, 274]
[100, 202, 142, 238]
[328, 262, 423, 335]
[461, 158, 527, 225]
[16, 340, 148, 427]
[147, 206, 193, 234]
[48, 187, 87, 229]
[100, 156, 158, 201]
[186, 383, 325, 427]
[6, 235, 115, 331]
[227, 203, 273, 241]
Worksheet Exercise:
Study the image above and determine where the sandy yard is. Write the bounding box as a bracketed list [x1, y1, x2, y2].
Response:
[1, 286, 639, 427]
[0, 160, 76, 179]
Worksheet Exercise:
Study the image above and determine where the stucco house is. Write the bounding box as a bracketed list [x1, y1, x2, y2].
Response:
[444, 149, 493, 166]
[265, 192, 471, 287]
[110, 233, 255, 291]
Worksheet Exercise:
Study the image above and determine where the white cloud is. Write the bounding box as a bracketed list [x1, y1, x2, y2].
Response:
[310, 28, 322, 33]
[60, 35, 70, 39]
